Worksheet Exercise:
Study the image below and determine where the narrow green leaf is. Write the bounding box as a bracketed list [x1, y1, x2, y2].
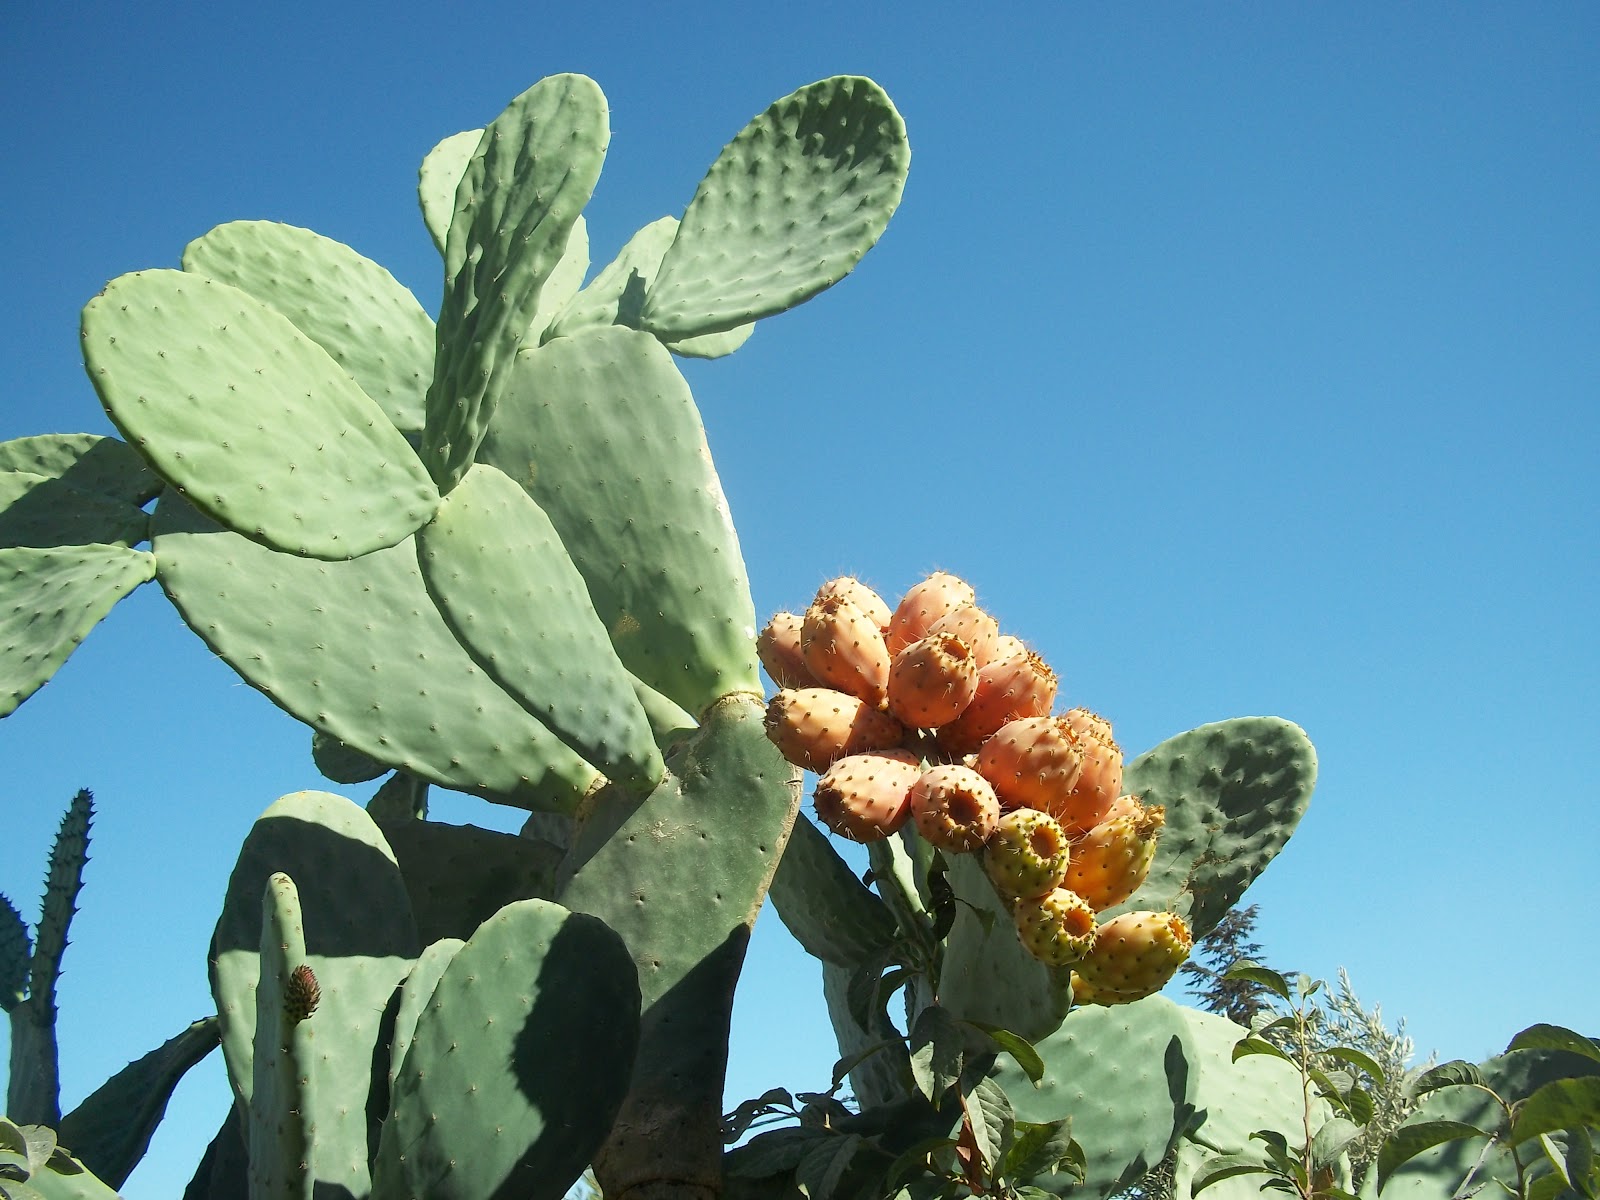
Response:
[1224, 961, 1294, 1003]
[1312, 1117, 1364, 1169]
[831, 1041, 902, 1093]
[1234, 1036, 1297, 1067]
[795, 1134, 862, 1200]
[1408, 1060, 1486, 1100]
[1003, 1120, 1074, 1181]
[1323, 1045, 1389, 1087]
[1508, 1077, 1600, 1147]
[959, 1020, 1045, 1086]
[909, 1006, 965, 1107]
[965, 1077, 1015, 1175]
[1190, 1153, 1278, 1196]
[1507, 1026, 1600, 1064]
[1376, 1120, 1491, 1191]
[722, 1088, 795, 1141]
[725, 1127, 830, 1180]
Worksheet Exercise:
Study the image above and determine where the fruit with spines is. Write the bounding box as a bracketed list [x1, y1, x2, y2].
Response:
[801, 594, 891, 705]
[1013, 887, 1098, 967]
[909, 765, 1000, 853]
[813, 576, 891, 632]
[936, 649, 1058, 756]
[927, 602, 1001, 669]
[1071, 910, 1193, 1003]
[813, 750, 920, 843]
[976, 716, 1087, 815]
[990, 634, 1027, 664]
[757, 612, 818, 689]
[983, 808, 1071, 900]
[764, 687, 906, 773]
[1064, 797, 1165, 911]
[886, 571, 975, 654]
[887, 632, 979, 728]
[1056, 707, 1124, 833]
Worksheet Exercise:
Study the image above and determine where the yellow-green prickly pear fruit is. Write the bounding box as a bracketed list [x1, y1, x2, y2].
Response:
[814, 576, 892, 633]
[936, 649, 1057, 756]
[801, 594, 891, 706]
[1063, 796, 1165, 911]
[909, 764, 1000, 853]
[886, 571, 975, 655]
[975, 716, 1087, 815]
[983, 807, 1071, 899]
[758, 612, 819, 689]
[1071, 910, 1193, 1003]
[764, 688, 906, 773]
[887, 632, 979, 728]
[813, 749, 921, 843]
[1013, 887, 1098, 967]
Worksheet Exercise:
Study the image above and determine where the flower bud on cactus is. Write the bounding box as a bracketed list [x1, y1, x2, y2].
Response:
[975, 716, 1086, 815]
[801, 595, 891, 705]
[887, 571, 975, 654]
[1071, 910, 1193, 1003]
[1063, 797, 1165, 911]
[909, 764, 1000, 853]
[887, 632, 979, 728]
[765, 688, 906, 773]
[285, 963, 321, 1023]
[1053, 708, 1123, 835]
[1013, 887, 1098, 967]
[758, 612, 819, 689]
[813, 750, 921, 842]
[928, 603, 1001, 670]
[935, 650, 1058, 756]
[983, 808, 1071, 899]
[814, 576, 892, 633]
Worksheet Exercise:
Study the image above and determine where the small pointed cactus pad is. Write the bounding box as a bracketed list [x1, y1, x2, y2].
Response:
[372, 899, 641, 1200]
[81, 269, 438, 559]
[181, 220, 437, 436]
[0, 433, 159, 507]
[767, 810, 898, 968]
[422, 74, 609, 492]
[638, 76, 911, 341]
[417, 129, 482, 255]
[248, 873, 315, 1200]
[0, 467, 148, 550]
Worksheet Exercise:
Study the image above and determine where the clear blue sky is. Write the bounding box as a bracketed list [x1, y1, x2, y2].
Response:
[3, 6, 1596, 1197]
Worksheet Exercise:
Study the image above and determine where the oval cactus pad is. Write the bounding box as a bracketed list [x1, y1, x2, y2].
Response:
[417, 128, 482, 256]
[81, 269, 438, 559]
[639, 76, 910, 341]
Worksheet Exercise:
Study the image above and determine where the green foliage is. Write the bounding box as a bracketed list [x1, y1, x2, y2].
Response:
[1179, 904, 1280, 1027]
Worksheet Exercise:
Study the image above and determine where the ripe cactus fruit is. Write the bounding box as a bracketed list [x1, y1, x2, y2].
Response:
[975, 716, 1086, 814]
[886, 571, 975, 654]
[935, 649, 1057, 756]
[983, 808, 1071, 899]
[813, 750, 921, 843]
[1071, 910, 1193, 1003]
[909, 764, 1000, 853]
[757, 612, 819, 689]
[801, 594, 891, 705]
[887, 632, 979, 728]
[764, 687, 905, 773]
[1054, 708, 1124, 835]
[990, 634, 1027, 664]
[1012, 887, 1098, 967]
[813, 576, 891, 632]
[1063, 797, 1165, 911]
[928, 603, 1001, 669]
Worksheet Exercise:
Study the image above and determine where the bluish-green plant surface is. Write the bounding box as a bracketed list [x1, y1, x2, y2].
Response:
[1, 7, 1596, 1199]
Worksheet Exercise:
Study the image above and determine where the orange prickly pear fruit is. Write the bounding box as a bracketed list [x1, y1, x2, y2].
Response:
[813, 749, 921, 842]
[1053, 708, 1123, 835]
[887, 632, 979, 728]
[801, 594, 891, 706]
[1063, 796, 1165, 911]
[975, 716, 1086, 815]
[1013, 887, 1098, 967]
[1071, 910, 1193, 1003]
[928, 603, 1001, 670]
[764, 688, 906, 773]
[983, 808, 1071, 899]
[909, 764, 1000, 853]
[990, 634, 1028, 666]
[886, 571, 975, 655]
[814, 576, 892, 633]
[758, 612, 819, 690]
[935, 650, 1058, 756]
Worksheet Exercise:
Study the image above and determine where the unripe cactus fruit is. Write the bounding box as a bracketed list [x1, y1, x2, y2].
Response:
[801, 595, 891, 706]
[1053, 708, 1123, 835]
[1013, 887, 1098, 967]
[983, 808, 1071, 899]
[764, 688, 906, 773]
[909, 764, 1000, 853]
[813, 576, 892, 633]
[1071, 910, 1193, 1003]
[1063, 797, 1165, 911]
[813, 750, 921, 843]
[975, 716, 1086, 815]
[927, 603, 1001, 670]
[757, 612, 819, 689]
[935, 650, 1057, 756]
[886, 571, 975, 655]
[887, 632, 979, 728]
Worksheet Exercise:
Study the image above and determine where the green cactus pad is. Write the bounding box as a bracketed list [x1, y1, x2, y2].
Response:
[0, 894, 27, 1011]
[0, 544, 155, 718]
[417, 129, 481, 256]
[373, 899, 640, 1200]
[527, 215, 589, 344]
[30, 789, 92, 1015]
[822, 960, 911, 1111]
[81, 269, 438, 559]
[383, 937, 463, 1094]
[309, 730, 388, 784]
[182, 220, 436, 436]
[0, 470, 149, 549]
[0, 1119, 123, 1200]
[416, 461, 664, 794]
[638, 76, 910, 341]
[994, 997, 1202, 1198]
[247, 873, 314, 1200]
[423, 74, 610, 492]
[559, 694, 800, 1200]
[1110, 718, 1316, 940]
[210, 792, 420, 1200]
[938, 852, 1072, 1044]
[768, 811, 898, 968]
[57, 1017, 220, 1189]
[152, 492, 599, 809]
[0, 433, 159, 506]
[479, 326, 761, 713]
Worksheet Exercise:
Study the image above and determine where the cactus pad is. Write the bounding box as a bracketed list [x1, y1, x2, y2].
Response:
[417, 129, 482, 255]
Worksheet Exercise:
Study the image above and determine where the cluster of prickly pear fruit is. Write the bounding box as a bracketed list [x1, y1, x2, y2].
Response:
[761, 573, 1190, 1002]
